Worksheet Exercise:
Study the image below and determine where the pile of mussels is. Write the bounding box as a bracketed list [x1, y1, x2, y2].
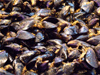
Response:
[0, 0, 100, 75]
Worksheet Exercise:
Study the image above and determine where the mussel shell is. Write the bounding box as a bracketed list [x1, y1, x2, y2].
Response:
[67, 40, 91, 47]
[79, 26, 88, 34]
[0, 51, 8, 67]
[76, 35, 89, 41]
[87, 35, 100, 45]
[63, 62, 75, 75]
[59, 5, 70, 18]
[5, 43, 22, 52]
[37, 9, 51, 17]
[88, 18, 99, 27]
[16, 30, 35, 40]
[81, 1, 94, 13]
[20, 50, 40, 64]
[11, 18, 35, 31]
[35, 32, 44, 42]
[54, 57, 64, 66]
[47, 39, 62, 45]
[86, 48, 98, 68]
[37, 60, 49, 72]
[43, 21, 57, 29]
[68, 50, 80, 60]
[14, 62, 24, 75]
[95, 44, 100, 60]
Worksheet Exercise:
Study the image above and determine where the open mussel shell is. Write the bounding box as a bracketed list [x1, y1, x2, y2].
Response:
[0, 51, 8, 67]
[86, 48, 98, 68]
[16, 30, 35, 40]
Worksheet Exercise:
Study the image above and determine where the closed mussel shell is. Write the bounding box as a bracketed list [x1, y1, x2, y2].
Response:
[86, 48, 98, 68]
